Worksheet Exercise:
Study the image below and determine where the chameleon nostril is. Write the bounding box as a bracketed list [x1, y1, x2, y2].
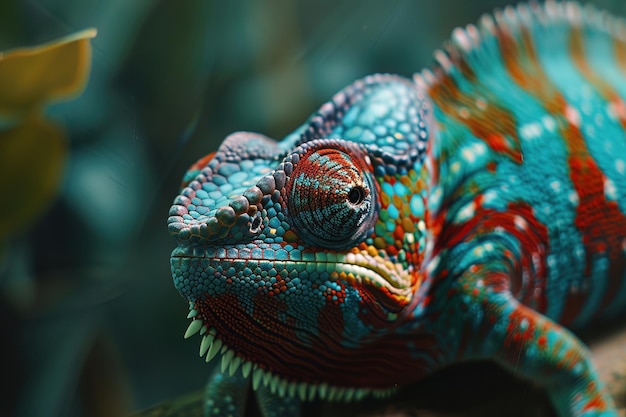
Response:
[249, 214, 262, 233]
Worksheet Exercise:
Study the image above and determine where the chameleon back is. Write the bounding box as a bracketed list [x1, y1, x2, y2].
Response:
[416, 1, 626, 329]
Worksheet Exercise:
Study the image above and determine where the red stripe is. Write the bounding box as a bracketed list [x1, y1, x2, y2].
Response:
[496, 21, 626, 323]
[198, 287, 439, 389]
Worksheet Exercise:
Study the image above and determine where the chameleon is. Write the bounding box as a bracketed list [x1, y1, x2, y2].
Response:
[167, 1, 626, 416]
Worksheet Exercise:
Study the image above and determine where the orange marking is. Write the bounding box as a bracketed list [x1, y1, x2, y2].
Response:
[428, 53, 523, 163]
[614, 35, 626, 77]
[537, 335, 547, 349]
[570, 27, 626, 130]
[496, 20, 626, 322]
[189, 152, 215, 171]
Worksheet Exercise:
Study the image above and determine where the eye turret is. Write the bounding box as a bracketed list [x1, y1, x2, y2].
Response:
[285, 143, 378, 249]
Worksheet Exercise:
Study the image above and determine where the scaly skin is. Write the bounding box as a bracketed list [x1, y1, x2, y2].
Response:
[168, 2, 626, 416]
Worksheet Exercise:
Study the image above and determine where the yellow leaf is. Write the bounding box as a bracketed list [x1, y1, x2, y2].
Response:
[0, 28, 97, 116]
[0, 116, 67, 237]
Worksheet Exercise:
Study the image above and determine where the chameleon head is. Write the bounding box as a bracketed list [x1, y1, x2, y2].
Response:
[168, 75, 433, 398]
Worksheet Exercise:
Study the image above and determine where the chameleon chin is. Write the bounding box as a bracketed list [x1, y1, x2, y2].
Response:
[168, 1, 626, 416]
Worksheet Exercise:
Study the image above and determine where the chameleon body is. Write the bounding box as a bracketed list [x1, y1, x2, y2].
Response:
[168, 2, 626, 416]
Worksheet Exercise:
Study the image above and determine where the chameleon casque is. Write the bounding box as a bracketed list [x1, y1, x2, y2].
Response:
[167, 2, 626, 416]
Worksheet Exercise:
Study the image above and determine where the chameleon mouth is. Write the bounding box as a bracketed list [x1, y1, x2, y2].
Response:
[170, 246, 412, 296]
[171, 253, 414, 319]
[182, 305, 398, 402]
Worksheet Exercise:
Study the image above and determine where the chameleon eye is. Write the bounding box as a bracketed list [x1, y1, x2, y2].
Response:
[286, 147, 377, 249]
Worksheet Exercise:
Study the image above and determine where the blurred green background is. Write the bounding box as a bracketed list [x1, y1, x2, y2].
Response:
[2, 1, 626, 416]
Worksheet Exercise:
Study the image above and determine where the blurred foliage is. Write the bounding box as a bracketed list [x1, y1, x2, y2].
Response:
[2, 1, 626, 417]
[0, 29, 95, 239]
[0, 29, 95, 113]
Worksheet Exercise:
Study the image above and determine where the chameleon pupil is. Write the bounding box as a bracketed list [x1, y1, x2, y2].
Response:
[348, 186, 366, 205]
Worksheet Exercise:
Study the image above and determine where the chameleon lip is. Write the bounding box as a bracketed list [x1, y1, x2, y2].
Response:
[182, 308, 398, 402]
[170, 252, 410, 294]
